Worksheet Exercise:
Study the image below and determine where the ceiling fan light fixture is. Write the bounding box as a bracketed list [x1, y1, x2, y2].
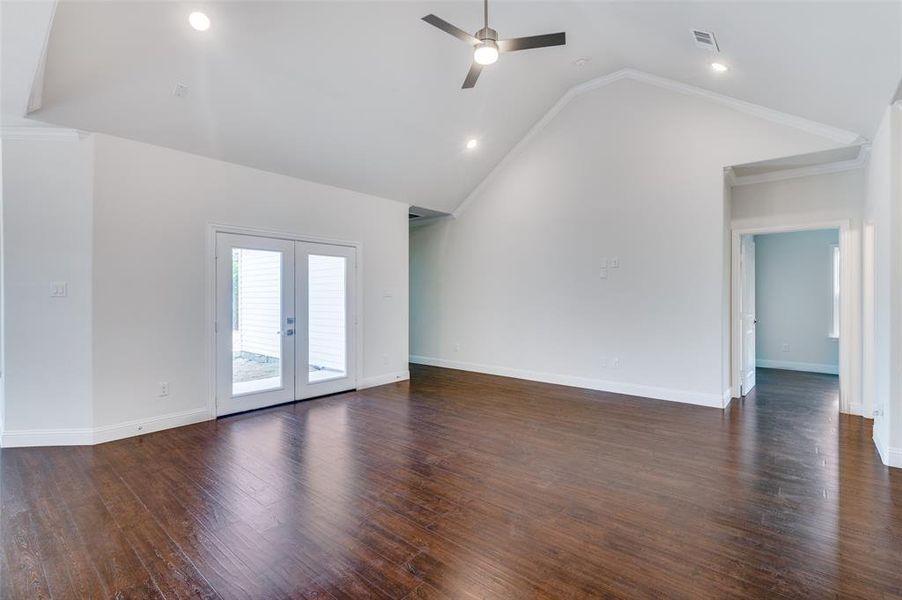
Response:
[474, 41, 499, 66]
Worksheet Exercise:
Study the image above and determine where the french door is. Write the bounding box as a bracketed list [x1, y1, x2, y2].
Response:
[215, 232, 357, 416]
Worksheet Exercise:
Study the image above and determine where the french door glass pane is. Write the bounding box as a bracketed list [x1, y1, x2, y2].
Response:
[308, 254, 347, 382]
[231, 248, 282, 395]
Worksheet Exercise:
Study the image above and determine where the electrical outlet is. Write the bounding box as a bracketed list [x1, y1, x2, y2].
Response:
[599, 357, 607, 368]
[781, 343, 790, 353]
[599, 267, 608, 279]
[612, 357, 621, 369]
[158, 382, 170, 397]
[381, 354, 389, 366]
[453, 343, 460, 352]
[610, 257, 620, 269]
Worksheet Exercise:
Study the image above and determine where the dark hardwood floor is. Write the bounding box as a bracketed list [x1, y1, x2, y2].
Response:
[2, 366, 901, 599]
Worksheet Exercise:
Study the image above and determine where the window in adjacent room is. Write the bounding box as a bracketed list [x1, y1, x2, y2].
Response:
[830, 244, 840, 339]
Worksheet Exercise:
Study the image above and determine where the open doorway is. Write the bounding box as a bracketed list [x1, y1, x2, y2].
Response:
[732, 222, 852, 413]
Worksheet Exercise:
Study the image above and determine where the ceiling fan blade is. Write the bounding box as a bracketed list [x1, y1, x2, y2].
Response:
[498, 32, 566, 53]
[422, 14, 479, 45]
[462, 63, 483, 89]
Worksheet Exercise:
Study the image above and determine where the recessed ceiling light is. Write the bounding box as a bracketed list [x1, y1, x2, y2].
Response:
[466, 139, 478, 150]
[188, 11, 211, 32]
[711, 62, 728, 73]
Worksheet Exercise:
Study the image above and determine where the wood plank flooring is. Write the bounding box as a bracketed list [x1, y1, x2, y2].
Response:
[2, 365, 901, 599]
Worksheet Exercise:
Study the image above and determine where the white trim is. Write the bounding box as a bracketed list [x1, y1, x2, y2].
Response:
[207, 223, 364, 418]
[730, 146, 870, 187]
[873, 427, 889, 464]
[454, 68, 863, 217]
[731, 219, 858, 415]
[0, 127, 85, 141]
[0, 408, 212, 448]
[0, 427, 93, 448]
[93, 408, 211, 445]
[886, 448, 902, 469]
[410, 355, 729, 409]
[756, 359, 839, 375]
[722, 388, 733, 408]
[358, 370, 410, 390]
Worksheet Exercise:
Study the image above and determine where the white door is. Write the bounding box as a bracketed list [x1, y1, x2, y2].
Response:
[216, 233, 358, 416]
[740, 235, 757, 395]
[216, 233, 296, 415]
[296, 242, 357, 399]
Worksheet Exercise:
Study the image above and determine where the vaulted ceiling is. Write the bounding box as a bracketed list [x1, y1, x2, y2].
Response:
[12, 1, 902, 212]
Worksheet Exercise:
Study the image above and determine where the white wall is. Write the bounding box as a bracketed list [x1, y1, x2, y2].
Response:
[732, 169, 865, 225]
[754, 229, 840, 373]
[410, 78, 840, 408]
[0, 130, 408, 445]
[1, 132, 94, 436]
[863, 105, 899, 462]
[91, 133, 409, 428]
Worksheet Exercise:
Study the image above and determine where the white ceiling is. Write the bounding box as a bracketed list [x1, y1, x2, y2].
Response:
[21, 1, 902, 212]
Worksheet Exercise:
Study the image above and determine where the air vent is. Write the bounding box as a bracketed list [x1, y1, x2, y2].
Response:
[692, 30, 720, 52]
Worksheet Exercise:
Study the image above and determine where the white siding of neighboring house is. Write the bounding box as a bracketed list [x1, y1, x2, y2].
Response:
[235, 249, 281, 359]
[308, 255, 346, 372]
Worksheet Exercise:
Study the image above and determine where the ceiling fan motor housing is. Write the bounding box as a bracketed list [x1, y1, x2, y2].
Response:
[476, 27, 498, 42]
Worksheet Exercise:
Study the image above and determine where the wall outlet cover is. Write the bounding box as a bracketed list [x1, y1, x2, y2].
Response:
[50, 281, 68, 297]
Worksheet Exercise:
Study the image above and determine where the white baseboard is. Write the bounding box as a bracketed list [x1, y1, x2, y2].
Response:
[871, 426, 902, 468]
[888, 448, 902, 469]
[92, 408, 211, 445]
[358, 370, 410, 390]
[0, 407, 212, 448]
[722, 388, 733, 409]
[0, 427, 94, 447]
[410, 355, 728, 409]
[756, 359, 839, 375]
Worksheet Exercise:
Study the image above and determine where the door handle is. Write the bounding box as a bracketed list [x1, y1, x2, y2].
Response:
[279, 329, 295, 336]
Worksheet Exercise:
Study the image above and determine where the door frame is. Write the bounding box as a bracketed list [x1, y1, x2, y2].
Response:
[206, 224, 364, 418]
[730, 219, 856, 414]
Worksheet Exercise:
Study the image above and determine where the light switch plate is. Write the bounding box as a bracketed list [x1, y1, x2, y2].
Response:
[610, 257, 620, 268]
[599, 267, 608, 279]
[50, 282, 68, 297]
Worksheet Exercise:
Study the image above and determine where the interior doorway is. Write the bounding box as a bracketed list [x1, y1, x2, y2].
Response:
[214, 231, 358, 416]
[732, 221, 853, 413]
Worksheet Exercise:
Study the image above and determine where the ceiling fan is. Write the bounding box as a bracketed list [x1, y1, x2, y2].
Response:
[422, 0, 566, 89]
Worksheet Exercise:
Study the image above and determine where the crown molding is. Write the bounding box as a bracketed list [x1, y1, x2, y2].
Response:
[453, 68, 865, 217]
[730, 144, 870, 187]
[0, 126, 86, 141]
[724, 166, 738, 186]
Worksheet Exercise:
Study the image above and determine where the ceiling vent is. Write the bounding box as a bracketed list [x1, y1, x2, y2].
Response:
[692, 30, 720, 53]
